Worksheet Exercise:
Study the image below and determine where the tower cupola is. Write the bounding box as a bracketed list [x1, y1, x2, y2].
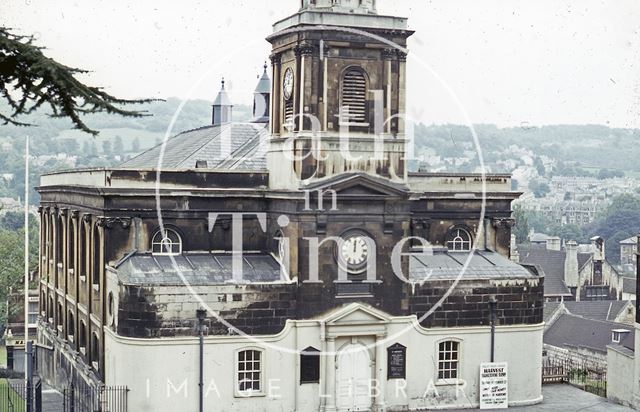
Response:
[212, 78, 233, 126]
[252, 62, 271, 123]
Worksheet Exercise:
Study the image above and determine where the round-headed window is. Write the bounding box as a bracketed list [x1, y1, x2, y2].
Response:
[446, 228, 472, 252]
[151, 228, 182, 255]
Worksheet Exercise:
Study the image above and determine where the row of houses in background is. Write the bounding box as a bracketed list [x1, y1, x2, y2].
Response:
[517, 176, 640, 226]
[515, 233, 635, 302]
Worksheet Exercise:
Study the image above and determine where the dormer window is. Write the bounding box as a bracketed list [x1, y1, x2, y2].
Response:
[446, 228, 472, 252]
[612, 329, 630, 343]
[152, 228, 182, 255]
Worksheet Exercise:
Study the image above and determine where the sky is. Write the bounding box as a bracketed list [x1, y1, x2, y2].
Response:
[3, 0, 640, 128]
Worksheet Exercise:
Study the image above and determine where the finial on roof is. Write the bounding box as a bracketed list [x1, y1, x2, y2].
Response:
[221, 77, 225, 90]
[263, 61, 268, 72]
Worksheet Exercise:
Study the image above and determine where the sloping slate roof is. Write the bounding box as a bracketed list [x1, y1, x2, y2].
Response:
[518, 244, 572, 297]
[620, 236, 637, 245]
[544, 313, 635, 353]
[409, 250, 536, 281]
[543, 301, 562, 323]
[530, 233, 551, 242]
[563, 300, 629, 322]
[113, 252, 286, 285]
[577, 253, 591, 271]
[623, 277, 636, 294]
[120, 123, 268, 170]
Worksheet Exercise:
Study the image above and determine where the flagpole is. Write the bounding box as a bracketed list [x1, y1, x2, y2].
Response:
[24, 135, 30, 379]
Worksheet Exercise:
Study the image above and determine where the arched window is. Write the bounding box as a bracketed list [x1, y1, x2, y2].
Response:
[48, 296, 54, 321]
[79, 321, 87, 350]
[67, 311, 75, 339]
[79, 222, 89, 280]
[91, 332, 100, 367]
[340, 68, 368, 124]
[446, 228, 472, 252]
[48, 214, 54, 275]
[236, 349, 264, 395]
[92, 226, 101, 286]
[56, 215, 64, 268]
[68, 220, 75, 273]
[57, 302, 63, 327]
[152, 228, 182, 255]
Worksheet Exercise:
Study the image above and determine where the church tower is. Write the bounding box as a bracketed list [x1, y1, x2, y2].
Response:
[212, 78, 233, 126]
[252, 63, 271, 123]
[266, 0, 413, 189]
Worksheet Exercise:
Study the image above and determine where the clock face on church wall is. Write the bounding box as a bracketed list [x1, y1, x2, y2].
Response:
[337, 231, 372, 274]
[283, 67, 294, 101]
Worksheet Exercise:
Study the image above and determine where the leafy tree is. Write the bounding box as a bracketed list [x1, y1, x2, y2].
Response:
[512, 205, 529, 243]
[587, 194, 640, 262]
[0, 227, 38, 327]
[529, 179, 550, 198]
[546, 223, 585, 243]
[0, 26, 154, 135]
[0, 211, 37, 231]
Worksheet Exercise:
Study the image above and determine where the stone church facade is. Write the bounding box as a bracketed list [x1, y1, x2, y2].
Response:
[36, 1, 544, 410]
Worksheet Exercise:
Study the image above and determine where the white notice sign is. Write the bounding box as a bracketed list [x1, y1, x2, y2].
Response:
[479, 362, 508, 409]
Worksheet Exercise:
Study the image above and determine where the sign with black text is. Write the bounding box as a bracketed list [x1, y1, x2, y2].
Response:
[479, 362, 508, 409]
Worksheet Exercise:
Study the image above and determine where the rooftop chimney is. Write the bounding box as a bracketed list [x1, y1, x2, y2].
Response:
[591, 236, 605, 261]
[546, 236, 561, 251]
[564, 240, 579, 289]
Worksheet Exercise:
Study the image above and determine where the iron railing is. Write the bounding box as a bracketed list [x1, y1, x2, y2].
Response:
[0, 380, 26, 412]
[63, 383, 128, 412]
[542, 357, 607, 397]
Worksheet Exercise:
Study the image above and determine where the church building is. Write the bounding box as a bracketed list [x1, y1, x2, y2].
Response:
[36, 1, 544, 410]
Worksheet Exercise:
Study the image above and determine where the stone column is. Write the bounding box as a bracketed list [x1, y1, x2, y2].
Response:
[375, 334, 386, 411]
[325, 337, 337, 412]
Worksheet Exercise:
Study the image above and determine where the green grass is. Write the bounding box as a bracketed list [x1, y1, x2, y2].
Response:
[0, 378, 26, 412]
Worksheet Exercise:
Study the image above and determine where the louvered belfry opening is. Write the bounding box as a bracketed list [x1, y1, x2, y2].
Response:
[341, 69, 368, 124]
[284, 99, 295, 129]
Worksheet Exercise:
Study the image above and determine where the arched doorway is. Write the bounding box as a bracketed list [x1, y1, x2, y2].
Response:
[336, 342, 372, 411]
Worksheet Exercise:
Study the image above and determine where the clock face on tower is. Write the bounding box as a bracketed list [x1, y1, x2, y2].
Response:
[283, 67, 294, 101]
[338, 232, 371, 273]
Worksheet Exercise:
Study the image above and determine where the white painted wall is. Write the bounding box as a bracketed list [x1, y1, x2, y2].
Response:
[104, 304, 543, 412]
[607, 345, 635, 408]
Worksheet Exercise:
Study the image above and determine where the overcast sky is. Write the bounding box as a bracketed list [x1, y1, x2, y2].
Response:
[3, 0, 640, 128]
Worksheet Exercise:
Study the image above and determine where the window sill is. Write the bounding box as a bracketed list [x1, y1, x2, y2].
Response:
[435, 378, 464, 386]
[234, 391, 266, 398]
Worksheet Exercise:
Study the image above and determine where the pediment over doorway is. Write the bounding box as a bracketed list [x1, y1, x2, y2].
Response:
[322, 302, 391, 326]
